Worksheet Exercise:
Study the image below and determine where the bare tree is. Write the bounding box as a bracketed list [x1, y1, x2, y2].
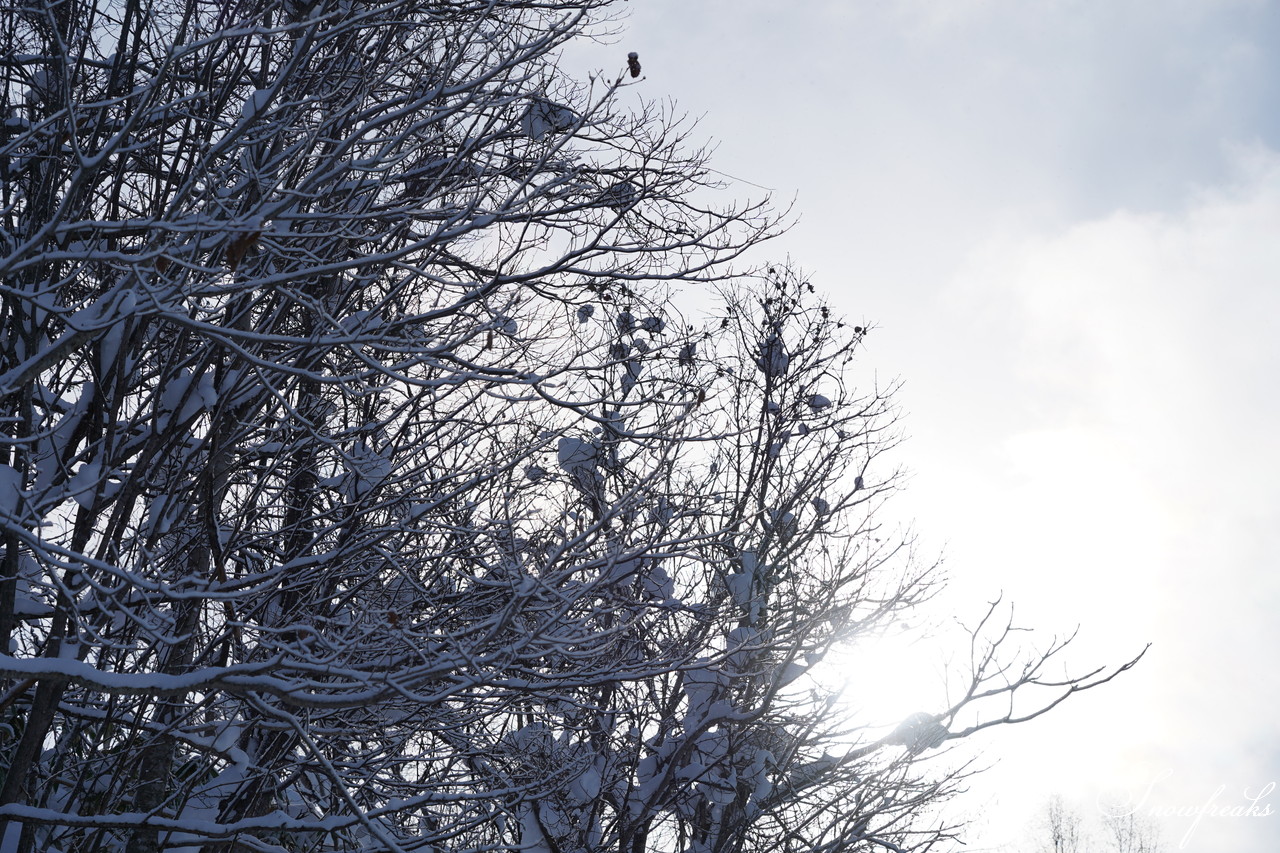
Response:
[0, 2, 1143, 852]
[1101, 810, 1161, 853]
[1039, 795, 1087, 853]
[1031, 795, 1163, 853]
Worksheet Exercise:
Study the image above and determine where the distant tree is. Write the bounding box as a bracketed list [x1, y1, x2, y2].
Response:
[1101, 809, 1162, 853]
[1039, 795, 1087, 853]
[0, 2, 1144, 852]
[1032, 795, 1163, 853]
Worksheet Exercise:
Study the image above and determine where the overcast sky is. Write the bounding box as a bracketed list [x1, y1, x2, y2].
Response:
[572, 1, 1280, 850]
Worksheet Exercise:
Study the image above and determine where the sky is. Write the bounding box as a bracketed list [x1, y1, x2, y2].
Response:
[571, 1, 1280, 850]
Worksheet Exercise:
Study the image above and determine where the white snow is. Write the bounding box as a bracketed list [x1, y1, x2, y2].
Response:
[726, 572, 753, 606]
[66, 462, 102, 509]
[622, 358, 642, 395]
[568, 761, 603, 804]
[807, 394, 831, 409]
[241, 88, 272, 120]
[640, 316, 664, 334]
[601, 181, 638, 211]
[521, 97, 578, 141]
[756, 336, 790, 377]
[557, 436, 596, 472]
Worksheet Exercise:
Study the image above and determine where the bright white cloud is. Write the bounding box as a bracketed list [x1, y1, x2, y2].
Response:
[922, 142, 1280, 853]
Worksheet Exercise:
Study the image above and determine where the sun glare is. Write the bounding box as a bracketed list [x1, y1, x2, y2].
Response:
[834, 629, 950, 734]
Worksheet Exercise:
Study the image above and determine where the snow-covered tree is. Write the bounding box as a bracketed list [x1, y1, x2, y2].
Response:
[0, 2, 1143, 852]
